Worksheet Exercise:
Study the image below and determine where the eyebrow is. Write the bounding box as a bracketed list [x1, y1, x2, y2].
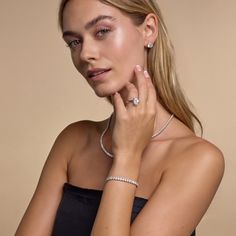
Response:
[62, 15, 116, 38]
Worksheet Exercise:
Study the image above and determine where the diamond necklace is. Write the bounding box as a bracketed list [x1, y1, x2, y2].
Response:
[100, 113, 174, 158]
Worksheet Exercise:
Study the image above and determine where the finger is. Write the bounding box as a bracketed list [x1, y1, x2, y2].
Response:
[125, 82, 139, 108]
[113, 92, 127, 118]
[134, 65, 148, 105]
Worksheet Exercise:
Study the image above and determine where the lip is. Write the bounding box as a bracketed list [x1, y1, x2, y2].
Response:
[87, 68, 111, 82]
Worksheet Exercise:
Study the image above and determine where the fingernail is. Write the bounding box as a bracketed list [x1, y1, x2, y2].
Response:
[135, 65, 142, 71]
[144, 70, 149, 78]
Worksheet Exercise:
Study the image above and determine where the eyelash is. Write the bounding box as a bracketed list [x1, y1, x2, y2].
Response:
[66, 28, 111, 49]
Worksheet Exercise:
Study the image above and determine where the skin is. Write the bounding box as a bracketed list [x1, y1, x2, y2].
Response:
[15, 0, 225, 235]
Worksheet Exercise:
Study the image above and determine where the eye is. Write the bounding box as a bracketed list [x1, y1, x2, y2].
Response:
[66, 39, 81, 49]
[95, 28, 111, 38]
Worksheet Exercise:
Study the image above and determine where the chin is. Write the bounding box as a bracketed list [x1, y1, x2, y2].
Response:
[93, 88, 116, 98]
[92, 82, 125, 98]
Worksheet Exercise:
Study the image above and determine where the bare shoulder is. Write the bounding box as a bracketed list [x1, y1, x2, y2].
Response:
[64, 119, 105, 136]
[56, 119, 100, 151]
[59, 119, 94, 141]
[179, 136, 224, 165]
[166, 135, 225, 184]
[47, 120, 90, 164]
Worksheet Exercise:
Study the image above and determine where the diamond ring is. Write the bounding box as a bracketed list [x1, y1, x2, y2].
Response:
[128, 97, 140, 106]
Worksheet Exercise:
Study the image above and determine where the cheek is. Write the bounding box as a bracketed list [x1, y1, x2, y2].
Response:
[108, 28, 142, 60]
[104, 28, 144, 79]
[71, 52, 82, 74]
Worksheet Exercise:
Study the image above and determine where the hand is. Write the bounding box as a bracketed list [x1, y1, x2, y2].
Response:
[111, 65, 157, 162]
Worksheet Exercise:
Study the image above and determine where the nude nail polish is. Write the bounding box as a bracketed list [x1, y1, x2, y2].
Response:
[135, 65, 142, 71]
[144, 70, 149, 78]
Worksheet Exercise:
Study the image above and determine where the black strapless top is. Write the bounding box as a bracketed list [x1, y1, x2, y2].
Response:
[52, 183, 196, 236]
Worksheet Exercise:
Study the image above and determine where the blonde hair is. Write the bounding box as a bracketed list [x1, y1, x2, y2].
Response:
[58, 0, 203, 135]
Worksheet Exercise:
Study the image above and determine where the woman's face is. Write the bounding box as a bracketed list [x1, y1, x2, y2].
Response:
[62, 0, 146, 97]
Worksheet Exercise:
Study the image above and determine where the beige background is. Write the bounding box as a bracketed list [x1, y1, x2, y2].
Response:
[0, 0, 235, 235]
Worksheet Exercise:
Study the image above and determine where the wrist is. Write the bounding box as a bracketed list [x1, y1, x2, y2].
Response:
[113, 152, 142, 167]
[110, 154, 141, 180]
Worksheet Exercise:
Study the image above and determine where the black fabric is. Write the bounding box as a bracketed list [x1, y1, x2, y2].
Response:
[52, 183, 196, 236]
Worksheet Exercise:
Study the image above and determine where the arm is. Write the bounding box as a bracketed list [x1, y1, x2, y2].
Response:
[15, 122, 84, 236]
[92, 140, 224, 236]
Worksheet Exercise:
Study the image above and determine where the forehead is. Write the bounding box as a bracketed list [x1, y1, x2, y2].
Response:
[63, 0, 128, 30]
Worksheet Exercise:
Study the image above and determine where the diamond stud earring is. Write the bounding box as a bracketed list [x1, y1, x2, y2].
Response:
[147, 42, 154, 48]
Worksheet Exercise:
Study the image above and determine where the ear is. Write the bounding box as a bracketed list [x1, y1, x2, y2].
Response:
[142, 13, 158, 48]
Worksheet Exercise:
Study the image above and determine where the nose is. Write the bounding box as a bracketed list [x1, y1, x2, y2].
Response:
[79, 38, 99, 62]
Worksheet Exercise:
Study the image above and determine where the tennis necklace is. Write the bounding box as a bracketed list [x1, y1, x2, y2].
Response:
[100, 113, 174, 158]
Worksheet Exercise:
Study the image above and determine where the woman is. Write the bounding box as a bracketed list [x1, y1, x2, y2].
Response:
[15, 0, 225, 235]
